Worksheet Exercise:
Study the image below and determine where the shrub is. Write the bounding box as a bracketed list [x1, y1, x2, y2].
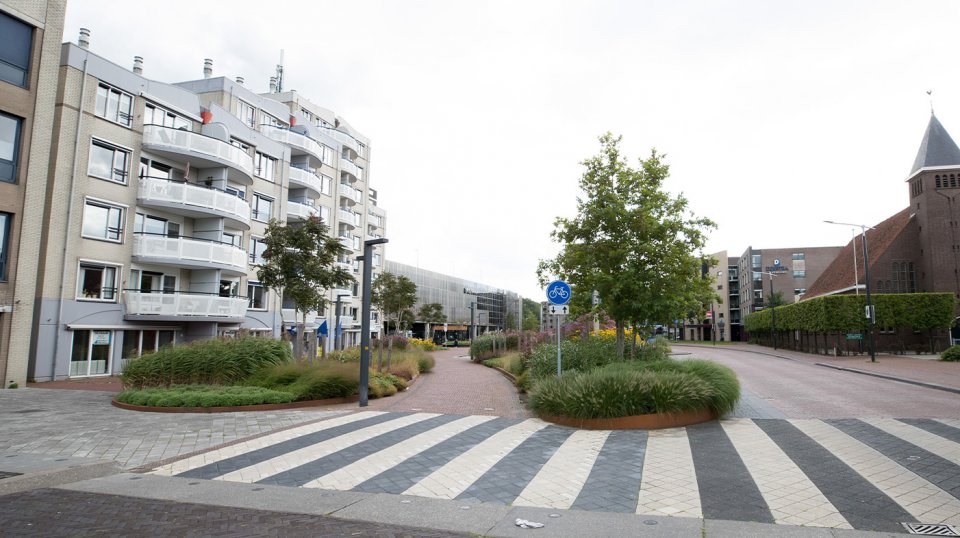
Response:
[328, 347, 361, 362]
[369, 372, 399, 398]
[526, 359, 739, 419]
[245, 361, 359, 401]
[528, 337, 620, 380]
[417, 354, 435, 373]
[941, 345, 960, 362]
[409, 338, 439, 351]
[482, 358, 503, 368]
[121, 337, 292, 389]
[115, 385, 295, 407]
[514, 370, 531, 393]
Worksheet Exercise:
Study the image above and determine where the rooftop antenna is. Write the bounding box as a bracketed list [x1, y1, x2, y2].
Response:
[275, 49, 284, 93]
[928, 89, 934, 115]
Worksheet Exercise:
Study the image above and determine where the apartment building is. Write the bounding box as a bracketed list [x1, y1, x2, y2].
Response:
[25, 31, 385, 381]
[0, 1, 67, 388]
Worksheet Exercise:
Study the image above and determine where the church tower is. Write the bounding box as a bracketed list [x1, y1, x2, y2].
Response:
[907, 114, 960, 298]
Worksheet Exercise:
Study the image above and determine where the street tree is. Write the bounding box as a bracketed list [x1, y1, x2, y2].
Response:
[538, 133, 716, 357]
[521, 298, 541, 331]
[418, 303, 447, 340]
[371, 272, 417, 370]
[256, 216, 353, 362]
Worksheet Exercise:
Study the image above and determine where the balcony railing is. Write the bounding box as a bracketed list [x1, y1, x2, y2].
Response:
[340, 158, 362, 180]
[142, 125, 254, 183]
[338, 208, 359, 227]
[133, 233, 247, 273]
[338, 184, 362, 204]
[124, 291, 247, 319]
[320, 127, 359, 153]
[282, 308, 317, 326]
[262, 125, 329, 165]
[288, 166, 325, 197]
[138, 177, 250, 228]
[287, 200, 320, 221]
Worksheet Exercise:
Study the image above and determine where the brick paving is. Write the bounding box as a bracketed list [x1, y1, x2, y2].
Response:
[0, 488, 469, 537]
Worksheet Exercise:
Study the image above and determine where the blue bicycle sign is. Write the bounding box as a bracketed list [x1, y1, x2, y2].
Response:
[546, 280, 571, 306]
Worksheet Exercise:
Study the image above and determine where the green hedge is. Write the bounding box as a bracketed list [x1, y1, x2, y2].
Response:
[122, 337, 292, 389]
[941, 345, 960, 362]
[245, 361, 357, 401]
[744, 293, 955, 333]
[115, 385, 295, 407]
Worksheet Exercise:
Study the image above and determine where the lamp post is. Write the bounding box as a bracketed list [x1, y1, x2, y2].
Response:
[334, 293, 350, 351]
[825, 220, 877, 362]
[358, 237, 388, 407]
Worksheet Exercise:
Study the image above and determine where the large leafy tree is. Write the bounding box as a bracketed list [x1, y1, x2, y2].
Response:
[538, 133, 716, 357]
[418, 303, 447, 339]
[521, 298, 541, 331]
[371, 272, 417, 370]
[256, 216, 352, 361]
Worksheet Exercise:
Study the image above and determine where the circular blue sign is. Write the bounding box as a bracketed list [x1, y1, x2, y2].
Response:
[546, 280, 572, 305]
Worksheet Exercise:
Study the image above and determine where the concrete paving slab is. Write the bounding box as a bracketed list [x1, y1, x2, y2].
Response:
[703, 519, 906, 537]
[488, 506, 703, 537]
[330, 492, 512, 535]
[0, 452, 122, 495]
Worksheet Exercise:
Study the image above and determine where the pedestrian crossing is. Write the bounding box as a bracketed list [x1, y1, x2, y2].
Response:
[149, 412, 960, 533]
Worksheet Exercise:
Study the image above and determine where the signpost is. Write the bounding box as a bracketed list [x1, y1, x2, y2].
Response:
[546, 280, 571, 375]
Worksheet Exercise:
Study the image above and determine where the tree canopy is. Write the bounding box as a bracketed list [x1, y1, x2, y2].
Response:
[538, 133, 716, 355]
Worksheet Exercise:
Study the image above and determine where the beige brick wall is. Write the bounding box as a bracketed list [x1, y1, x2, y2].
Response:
[3, 0, 67, 387]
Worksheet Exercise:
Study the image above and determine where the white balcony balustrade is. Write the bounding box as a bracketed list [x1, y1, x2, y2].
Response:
[262, 125, 329, 166]
[288, 167, 325, 197]
[142, 125, 254, 184]
[133, 233, 247, 275]
[282, 308, 318, 326]
[124, 292, 247, 319]
[340, 158, 362, 180]
[287, 200, 320, 221]
[138, 177, 250, 229]
[321, 127, 359, 153]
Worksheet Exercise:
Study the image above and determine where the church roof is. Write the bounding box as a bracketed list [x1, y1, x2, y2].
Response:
[910, 115, 960, 176]
[801, 208, 913, 300]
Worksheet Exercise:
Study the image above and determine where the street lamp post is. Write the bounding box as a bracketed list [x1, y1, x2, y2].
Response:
[825, 220, 877, 362]
[359, 237, 388, 407]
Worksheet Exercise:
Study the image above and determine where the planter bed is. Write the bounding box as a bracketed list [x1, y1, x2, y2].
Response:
[111, 395, 359, 413]
[540, 408, 716, 430]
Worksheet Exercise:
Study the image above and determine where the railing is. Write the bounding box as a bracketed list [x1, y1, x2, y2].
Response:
[261, 125, 330, 165]
[282, 308, 317, 325]
[133, 233, 247, 271]
[338, 315, 355, 328]
[138, 177, 250, 225]
[338, 208, 359, 226]
[125, 291, 247, 318]
[287, 200, 319, 220]
[340, 158, 362, 180]
[288, 166, 325, 195]
[338, 235, 355, 250]
[143, 125, 254, 178]
[320, 127, 359, 153]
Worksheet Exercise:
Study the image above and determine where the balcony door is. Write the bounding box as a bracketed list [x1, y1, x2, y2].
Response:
[70, 330, 112, 377]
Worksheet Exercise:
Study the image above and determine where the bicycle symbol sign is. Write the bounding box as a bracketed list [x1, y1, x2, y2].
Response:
[546, 280, 571, 306]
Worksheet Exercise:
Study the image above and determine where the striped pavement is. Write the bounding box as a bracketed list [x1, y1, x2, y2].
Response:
[149, 412, 960, 533]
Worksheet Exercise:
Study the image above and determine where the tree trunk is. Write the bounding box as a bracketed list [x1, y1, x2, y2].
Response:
[630, 323, 637, 359]
[615, 320, 625, 359]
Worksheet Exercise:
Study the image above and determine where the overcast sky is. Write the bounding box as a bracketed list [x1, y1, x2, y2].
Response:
[64, 0, 960, 299]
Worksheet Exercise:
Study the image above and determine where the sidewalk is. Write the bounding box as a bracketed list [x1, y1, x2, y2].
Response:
[681, 342, 960, 393]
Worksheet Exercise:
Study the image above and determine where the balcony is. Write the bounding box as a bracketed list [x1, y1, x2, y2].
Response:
[142, 125, 254, 185]
[340, 158, 362, 181]
[320, 127, 359, 154]
[332, 287, 353, 298]
[124, 291, 247, 321]
[338, 208, 358, 228]
[288, 166, 325, 198]
[338, 184, 362, 205]
[262, 125, 329, 167]
[132, 233, 247, 275]
[337, 315, 355, 328]
[287, 199, 320, 221]
[338, 235, 354, 250]
[282, 308, 318, 327]
[138, 177, 250, 230]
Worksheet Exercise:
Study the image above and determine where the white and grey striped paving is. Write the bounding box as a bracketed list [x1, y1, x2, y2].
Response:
[148, 412, 960, 533]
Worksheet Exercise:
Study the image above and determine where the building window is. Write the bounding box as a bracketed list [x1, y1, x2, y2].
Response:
[751, 254, 761, 270]
[0, 112, 22, 183]
[373, 253, 381, 266]
[70, 330, 112, 376]
[89, 139, 130, 183]
[794, 288, 806, 295]
[121, 330, 174, 366]
[95, 83, 133, 127]
[322, 145, 334, 164]
[793, 270, 805, 278]
[252, 193, 273, 222]
[144, 103, 189, 129]
[249, 236, 267, 265]
[0, 11, 33, 87]
[0, 212, 10, 281]
[248, 282, 266, 309]
[77, 263, 118, 301]
[254, 152, 276, 181]
[318, 205, 330, 224]
[82, 200, 124, 242]
[260, 111, 281, 128]
[892, 260, 916, 293]
[792, 252, 805, 261]
[238, 100, 255, 128]
[134, 213, 178, 237]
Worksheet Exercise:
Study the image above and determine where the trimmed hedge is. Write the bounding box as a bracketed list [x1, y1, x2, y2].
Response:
[744, 293, 954, 333]
[121, 338, 292, 389]
[115, 385, 295, 407]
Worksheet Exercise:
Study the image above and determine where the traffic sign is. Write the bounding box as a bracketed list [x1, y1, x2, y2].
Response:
[546, 280, 571, 305]
[548, 305, 569, 315]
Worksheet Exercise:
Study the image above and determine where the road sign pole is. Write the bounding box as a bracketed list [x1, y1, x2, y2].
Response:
[545, 280, 571, 378]
[557, 315, 562, 376]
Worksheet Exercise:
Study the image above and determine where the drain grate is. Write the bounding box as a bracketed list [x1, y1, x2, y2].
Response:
[903, 523, 960, 536]
[0, 471, 23, 480]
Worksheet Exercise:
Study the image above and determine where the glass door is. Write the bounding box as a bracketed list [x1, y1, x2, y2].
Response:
[70, 330, 112, 376]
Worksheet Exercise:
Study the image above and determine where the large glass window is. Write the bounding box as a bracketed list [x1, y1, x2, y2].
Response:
[0, 112, 22, 183]
[249, 236, 267, 265]
[254, 152, 276, 181]
[70, 330, 112, 376]
[77, 263, 118, 301]
[82, 200, 124, 242]
[238, 100, 255, 128]
[252, 193, 273, 222]
[0, 12, 32, 87]
[0, 212, 10, 281]
[318, 205, 330, 224]
[144, 103, 189, 129]
[94, 84, 133, 127]
[89, 139, 130, 183]
[320, 174, 333, 195]
[248, 282, 266, 309]
[121, 330, 175, 366]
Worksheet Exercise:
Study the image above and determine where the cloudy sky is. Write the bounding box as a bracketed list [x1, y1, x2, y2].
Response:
[64, 0, 960, 299]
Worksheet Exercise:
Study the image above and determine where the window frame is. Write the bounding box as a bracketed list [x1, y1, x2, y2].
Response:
[238, 100, 256, 128]
[76, 261, 121, 302]
[254, 151, 276, 181]
[88, 138, 131, 184]
[81, 198, 126, 243]
[94, 83, 134, 127]
[251, 193, 274, 222]
[0, 111, 22, 183]
[0, 11, 33, 88]
[0, 212, 10, 281]
[249, 236, 267, 265]
[248, 281, 267, 310]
